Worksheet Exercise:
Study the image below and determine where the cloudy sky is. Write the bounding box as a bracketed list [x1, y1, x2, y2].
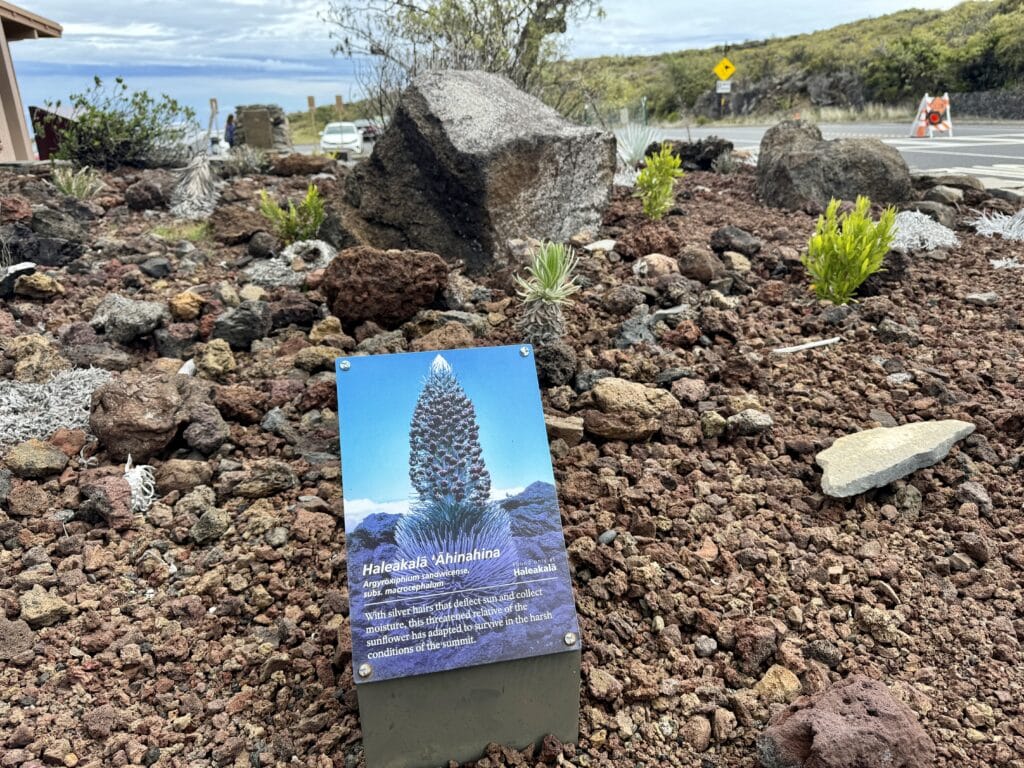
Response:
[10, 0, 962, 117]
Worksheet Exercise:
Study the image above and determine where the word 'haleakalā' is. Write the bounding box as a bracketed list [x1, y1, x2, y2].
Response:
[361, 548, 503, 577]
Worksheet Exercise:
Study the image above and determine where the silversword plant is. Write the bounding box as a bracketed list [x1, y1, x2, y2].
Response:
[972, 209, 1024, 241]
[515, 241, 580, 346]
[396, 355, 514, 591]
[615, 123, 658, 168]
[51, 164, 105, 199]
[890, 210, 958, 252]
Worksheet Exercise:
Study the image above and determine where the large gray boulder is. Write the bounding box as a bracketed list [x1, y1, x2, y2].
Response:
[757, 120, 913, 210]
[345, 70, 615, 274]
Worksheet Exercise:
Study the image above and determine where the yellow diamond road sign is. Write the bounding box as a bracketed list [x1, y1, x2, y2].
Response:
[714, 57, 736, 81]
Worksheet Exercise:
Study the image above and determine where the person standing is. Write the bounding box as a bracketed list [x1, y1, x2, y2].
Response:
[225, 114, 236, 147]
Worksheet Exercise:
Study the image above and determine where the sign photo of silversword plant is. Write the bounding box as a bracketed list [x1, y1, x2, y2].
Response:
[335, 345, 580, 684]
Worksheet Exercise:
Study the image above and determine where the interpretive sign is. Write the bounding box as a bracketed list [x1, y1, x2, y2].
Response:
[337, 344, 580, 681]
[335, 345, 581, 768]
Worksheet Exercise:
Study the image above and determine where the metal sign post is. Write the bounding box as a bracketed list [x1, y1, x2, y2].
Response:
[307, 95, 317, 141]
[713, 57, 736, 119]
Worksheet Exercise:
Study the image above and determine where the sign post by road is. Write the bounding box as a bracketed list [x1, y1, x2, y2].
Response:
[713, 56, 736, 119]
[307, 95, 317, 141]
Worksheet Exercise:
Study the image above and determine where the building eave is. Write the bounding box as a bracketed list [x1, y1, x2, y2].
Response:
[0, 1, 62, 41]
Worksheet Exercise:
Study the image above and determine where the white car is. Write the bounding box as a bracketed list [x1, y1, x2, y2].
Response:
[320, 122, 362, 158]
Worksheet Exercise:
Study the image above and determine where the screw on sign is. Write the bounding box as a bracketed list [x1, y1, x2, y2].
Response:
[910, 93, 953, 138]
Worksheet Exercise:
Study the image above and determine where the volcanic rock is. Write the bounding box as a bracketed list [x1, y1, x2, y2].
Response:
[124, 178, 167, 210]
[19, 584, 71, 628]
[710, 225, 762, 256]
[757, 120, 913, 210]
[321, 246, 448, 329]
[345, 69, 615, 273]
[545, 415, 584, 447]
[646, 136, 734, 171]
[90, 294, 169, 344]
[3, 438, 69, 478]
[212, 300, 273, 350]
[210, 204, 269, 245]
[816, 420, 975, 497]
[589, 377, 681, 419]
[79, 474, 135, 530]
[0, 615, 35, 660]
[89, 371, 194, 461]
[758, 676, 935, 768]
[0, 261, 35, 299]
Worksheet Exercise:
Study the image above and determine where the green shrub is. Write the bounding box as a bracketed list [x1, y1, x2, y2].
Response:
[801, 196, 896, 305]
[258, 184, 326, 245]
[515, 241, 580, 345]
[634, 145, 684, 220]
[51, 164, 104, 198]
[40, 76, 197, 170]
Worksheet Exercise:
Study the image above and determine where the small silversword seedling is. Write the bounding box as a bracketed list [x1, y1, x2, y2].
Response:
[51, 164, 105, 199]
[634, 145, 685, 220]
[801, 196, 896, 305]
[515, 241, 580, 346]
[615, 124, 659, 168]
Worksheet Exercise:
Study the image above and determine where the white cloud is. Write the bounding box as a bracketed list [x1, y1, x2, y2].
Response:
[9, 0, 968, 114]
[62, 22, 174, 38]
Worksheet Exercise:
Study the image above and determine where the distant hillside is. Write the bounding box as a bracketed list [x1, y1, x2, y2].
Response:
[559, 0, 1024, 121]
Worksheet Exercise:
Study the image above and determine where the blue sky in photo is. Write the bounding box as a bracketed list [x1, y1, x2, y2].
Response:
[335, 346, 555, 527]
[9, 1, 962, 119]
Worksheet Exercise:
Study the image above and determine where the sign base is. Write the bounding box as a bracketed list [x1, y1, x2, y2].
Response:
[358, 650, 581, 768]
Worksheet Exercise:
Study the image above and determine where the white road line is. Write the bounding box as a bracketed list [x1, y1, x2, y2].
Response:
[923, 164, 1024, 188]
[886, 147, 1024, 161]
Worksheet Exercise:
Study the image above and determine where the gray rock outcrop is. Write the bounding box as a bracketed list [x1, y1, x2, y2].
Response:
[757, 120, 913, 210]
[345, 70, 615, 274]
[816, 419, 975, 497]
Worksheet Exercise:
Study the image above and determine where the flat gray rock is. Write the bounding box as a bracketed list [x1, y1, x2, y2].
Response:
[816, 419, 975, 498]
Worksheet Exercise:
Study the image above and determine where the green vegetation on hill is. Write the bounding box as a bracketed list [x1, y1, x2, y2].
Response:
[558, 0, 1024, 120]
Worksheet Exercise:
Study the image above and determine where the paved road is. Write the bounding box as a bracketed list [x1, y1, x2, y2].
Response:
[660, 122, 1024, 190]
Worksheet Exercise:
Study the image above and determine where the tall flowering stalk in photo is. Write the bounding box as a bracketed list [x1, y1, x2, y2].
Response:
[396, 355, 515, 590]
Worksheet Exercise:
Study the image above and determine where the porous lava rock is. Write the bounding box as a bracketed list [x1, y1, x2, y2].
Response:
[89, 371, 199, 461]
[758, 676, 936, 768]
[321, 246, 448, 329]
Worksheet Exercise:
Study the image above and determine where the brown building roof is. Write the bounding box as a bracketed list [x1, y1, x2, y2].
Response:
[0, 1, 62, 41]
